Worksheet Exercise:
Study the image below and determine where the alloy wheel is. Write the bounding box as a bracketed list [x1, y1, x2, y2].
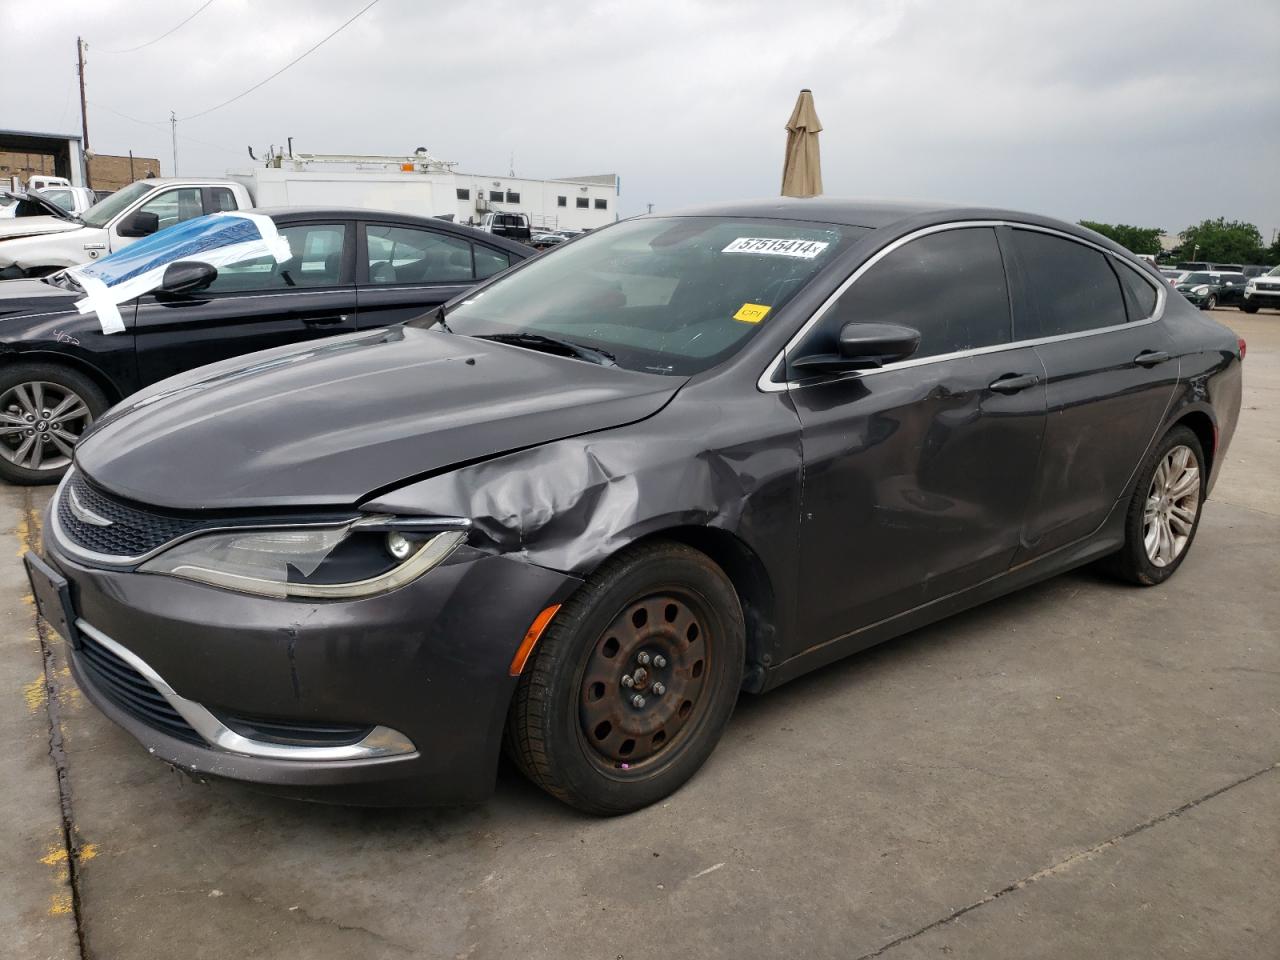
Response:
[1143, 444, 1200, 568]
[579, 591, 711, 769]
[0, 381, 93, 472]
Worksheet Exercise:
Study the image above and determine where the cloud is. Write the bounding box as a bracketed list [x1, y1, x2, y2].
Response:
[2, 0, 1277, 238]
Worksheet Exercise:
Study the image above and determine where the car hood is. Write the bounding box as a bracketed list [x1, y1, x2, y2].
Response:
[0, 277, 80, 319]
[0, 215, 84, 241]
[76, 326, 687, 510]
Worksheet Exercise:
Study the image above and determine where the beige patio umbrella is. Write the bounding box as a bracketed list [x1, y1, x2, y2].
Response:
[781, 89, 823, 198]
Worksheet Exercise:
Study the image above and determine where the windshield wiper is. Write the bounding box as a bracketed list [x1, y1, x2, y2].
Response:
[476, 332, 616, 366]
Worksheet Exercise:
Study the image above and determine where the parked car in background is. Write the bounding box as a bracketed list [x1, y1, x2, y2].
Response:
[25, 175, 72, 192]
[1159, 267, 1187, 285]
[1174, 271, 1247, 309]
[0, 207, 529, 483]
[0, 178, 253, 278]
[1241, 265, 1274, 278]
[478, 211, 532, 243]
[529, 231, 567, 249]
[1242, 265, 1280, 313]
[1177, 261, 1211, 271]
[25, 199, 1243, 814]
[35, 186, 97, 218]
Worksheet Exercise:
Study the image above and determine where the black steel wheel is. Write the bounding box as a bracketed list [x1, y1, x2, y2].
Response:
[0, 363, 107, 485]
[506, 541, 744, 815]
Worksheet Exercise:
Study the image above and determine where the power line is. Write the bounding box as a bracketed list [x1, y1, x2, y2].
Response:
[179, 0, 381, 121]
[100, 0, 218, 54]
[89, 100, 242, 157]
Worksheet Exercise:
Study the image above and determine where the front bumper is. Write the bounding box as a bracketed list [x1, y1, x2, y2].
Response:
[1243, 287, 1280, 306]
[45, 526, 580, 806]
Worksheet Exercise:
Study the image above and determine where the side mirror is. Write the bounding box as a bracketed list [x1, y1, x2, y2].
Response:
[791, 322, 921, 374]
[117, 210, 160, 238]
[159, 260, 217, 294]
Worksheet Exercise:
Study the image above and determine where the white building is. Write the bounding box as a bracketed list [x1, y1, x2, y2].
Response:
[228, 148, 618, 231]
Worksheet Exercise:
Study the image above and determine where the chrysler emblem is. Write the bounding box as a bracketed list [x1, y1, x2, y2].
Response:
[68, 486, 112, 527]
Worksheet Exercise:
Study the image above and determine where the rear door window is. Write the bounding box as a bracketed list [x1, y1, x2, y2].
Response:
[818, 226, 1012, 360]
[365, 224, 474, 284]
[1007, 229, 1127, 337]
[473, 246, 510, 279]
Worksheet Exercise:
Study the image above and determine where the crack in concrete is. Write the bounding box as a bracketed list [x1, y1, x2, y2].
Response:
[853, 760, 1280, 960]
[23, 487, 89, 960]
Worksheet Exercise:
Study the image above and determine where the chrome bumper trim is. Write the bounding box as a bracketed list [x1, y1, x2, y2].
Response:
[75, 619, 418, 762]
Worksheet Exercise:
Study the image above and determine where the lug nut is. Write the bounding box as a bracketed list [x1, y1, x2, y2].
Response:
[637, 651, 651, 665]
[653, 655, 667, 668]
[621, 674, 635, 688]
[631, 694, 646, 708]
[651, 682, 666, 696]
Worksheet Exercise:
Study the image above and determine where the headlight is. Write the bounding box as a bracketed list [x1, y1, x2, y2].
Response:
[138, 517, 466, 599]
[1192, 285, 1209, 294]
[1246, 282, 1257, 292]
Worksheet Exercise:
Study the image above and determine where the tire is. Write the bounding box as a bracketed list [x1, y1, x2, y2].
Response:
[1240, 303, 1259, 314]
[1203, 295, 1217, 310]
[505, 540, 745, 815]
[1104, 425, 1206, 586]
[0, 363, 108, 485]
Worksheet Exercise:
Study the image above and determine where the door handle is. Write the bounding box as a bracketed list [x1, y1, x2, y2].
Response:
[988, 373, 1040, 394]
[1133, 350, 1170, 367]
[304, 314, 348, 327]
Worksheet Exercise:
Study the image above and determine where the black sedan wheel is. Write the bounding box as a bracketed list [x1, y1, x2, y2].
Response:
[1104, 425, 1205, 586]
[506, 541, 744, 814]
[0, 364, 106, 485]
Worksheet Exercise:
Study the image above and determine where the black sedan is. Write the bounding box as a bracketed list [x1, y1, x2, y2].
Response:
[27, 199, 1243, 814]
[0, 208, 529, 484]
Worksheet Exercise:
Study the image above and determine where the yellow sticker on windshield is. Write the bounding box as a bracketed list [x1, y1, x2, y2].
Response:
[734, 303, 771, 324]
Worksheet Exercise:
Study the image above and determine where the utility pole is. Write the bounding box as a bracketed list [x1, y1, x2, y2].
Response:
[76, 36, 92, 188]
[169, 111, 178, 176]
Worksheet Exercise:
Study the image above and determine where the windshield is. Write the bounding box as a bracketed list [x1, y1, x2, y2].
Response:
[81, 180, 155, 229]
[429, 216, 862, 375]
[1182, 273, 1213, 284]
[1267, 266, 1280, 277]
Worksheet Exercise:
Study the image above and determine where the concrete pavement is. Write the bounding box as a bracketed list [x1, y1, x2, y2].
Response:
[4, 309, 1277, 960]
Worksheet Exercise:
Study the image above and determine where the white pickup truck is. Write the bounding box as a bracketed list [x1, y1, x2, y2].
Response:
[0, 178, 253, 279]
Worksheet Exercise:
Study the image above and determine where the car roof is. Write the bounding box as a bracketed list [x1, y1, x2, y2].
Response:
[659, 197, 959, 228]
[255, 206, 532, 255]
[653, 196, 1156, 262]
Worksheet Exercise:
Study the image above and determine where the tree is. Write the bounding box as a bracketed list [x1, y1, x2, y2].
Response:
[1176, 218, 1264, 264]
[1078, 221, 1164, 256]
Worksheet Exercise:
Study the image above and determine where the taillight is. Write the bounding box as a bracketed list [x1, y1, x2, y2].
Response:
[1238, 337, 1247, 360]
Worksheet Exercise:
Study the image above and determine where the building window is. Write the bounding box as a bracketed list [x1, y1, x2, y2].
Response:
[557, 195, 567, 207]
[456, 188, 470, 201]
[594, 198, 607, 210]
[576, 196, 589, 209]
[505, 190, 520, 204]
[489, 190, 504, 202]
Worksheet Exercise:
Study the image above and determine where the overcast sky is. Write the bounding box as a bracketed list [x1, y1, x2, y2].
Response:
[4, 0, 1278, 239]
